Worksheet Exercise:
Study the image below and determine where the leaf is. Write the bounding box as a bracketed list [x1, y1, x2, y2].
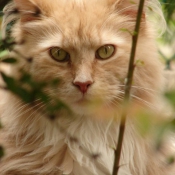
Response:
[1, 72, 16, 87]
[120, 28, 137, 36]
[0, 37, 15, 51]
[1, 72, 33, 103]
[37, 91, 50, 103]
[0, 146, 4, 158]
[0, 121, 2, 129]
[1, 58, 17, 64]
[0, 0, 12, 11]
[0, 50, 8, 57]
[51, 79, 60, 87]
[166, 156, 175, 165]
[136, 111, 152, 136]
[129, 0, 136, 4]
[120, 28, 132, 35]
[148, 6, 153, 12]
[19, 73, 32, 83]
[164, 90, 175, 107]
[135, 60, 145, 67]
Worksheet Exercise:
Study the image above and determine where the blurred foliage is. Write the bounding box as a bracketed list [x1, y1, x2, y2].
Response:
[159, 0, 175, 44]
[0, 145, 4, 158]
[160, 0, 175, 23]
[165, 90, 175, 107]
[158, 0, 175, 70]
[0, 0, 11, 11]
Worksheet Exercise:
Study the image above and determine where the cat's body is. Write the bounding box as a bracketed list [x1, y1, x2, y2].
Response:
[0, 0, 173, 175]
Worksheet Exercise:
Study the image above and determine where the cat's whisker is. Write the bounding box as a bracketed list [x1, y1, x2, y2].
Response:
[118, 91, 157, 110]
[118, 85, 157, 96]
[104, 94, 124, 108]
[12, 99, 42, 117]
[13, 101, 44, 121]
[15, 103, 46, 146]
[130, 94, 157, 110]
[118, 84, 157, 92]
[18, 115, 44, 147]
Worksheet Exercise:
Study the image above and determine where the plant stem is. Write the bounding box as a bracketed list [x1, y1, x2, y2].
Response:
[112, 0, 145, 174]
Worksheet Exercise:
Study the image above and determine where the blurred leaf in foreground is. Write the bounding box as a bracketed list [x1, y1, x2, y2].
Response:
[1, 57, 17, 64]
[1, 71, 70, 116]
[0, 0, 11, 11]
[0, 145, 4, 158]
[165, 90, 175, 107]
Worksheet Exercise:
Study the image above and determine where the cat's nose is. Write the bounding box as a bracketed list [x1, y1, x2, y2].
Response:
[73, 81, 93, 94]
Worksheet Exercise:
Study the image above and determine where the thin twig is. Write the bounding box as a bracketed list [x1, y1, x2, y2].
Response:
[112, 0, 145, 174]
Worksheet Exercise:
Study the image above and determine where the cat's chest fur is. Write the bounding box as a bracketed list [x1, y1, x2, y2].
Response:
[0, 94, 146, 175]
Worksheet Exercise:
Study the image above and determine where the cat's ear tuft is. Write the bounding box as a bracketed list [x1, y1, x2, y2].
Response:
[13, 0, 42, 22]
[111, 0, 146, 21]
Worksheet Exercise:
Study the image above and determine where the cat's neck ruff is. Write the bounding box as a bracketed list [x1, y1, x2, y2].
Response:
[0, 93, 147, 175]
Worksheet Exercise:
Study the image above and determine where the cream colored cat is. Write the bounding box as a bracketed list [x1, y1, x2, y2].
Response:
[0, 0, 174, 175]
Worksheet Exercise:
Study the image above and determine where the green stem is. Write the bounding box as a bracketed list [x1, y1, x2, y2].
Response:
[112, 0, 145, 174]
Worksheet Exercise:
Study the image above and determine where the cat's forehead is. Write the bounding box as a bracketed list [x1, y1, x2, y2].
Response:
[39, 0, 123, 48]
[19, 0, 130, 50]
[49, 0, 110, 26]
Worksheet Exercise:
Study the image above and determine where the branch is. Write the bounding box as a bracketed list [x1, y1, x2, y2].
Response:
[112, 0, 145, 174]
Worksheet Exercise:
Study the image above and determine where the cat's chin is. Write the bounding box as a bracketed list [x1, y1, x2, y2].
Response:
[67, 97, 117, 119]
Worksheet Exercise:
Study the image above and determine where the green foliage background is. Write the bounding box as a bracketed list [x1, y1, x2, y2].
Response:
[160, 0, 175, 44]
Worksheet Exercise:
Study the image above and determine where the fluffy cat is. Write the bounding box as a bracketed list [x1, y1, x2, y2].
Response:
[0, 0, 174, 175]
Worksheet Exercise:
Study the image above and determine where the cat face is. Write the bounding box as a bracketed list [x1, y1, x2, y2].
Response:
[10, 0, 162, 115]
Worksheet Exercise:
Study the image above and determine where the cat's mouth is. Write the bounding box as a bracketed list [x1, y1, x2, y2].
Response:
[74, 94, 106, 108]
[75, 95, 89, 104]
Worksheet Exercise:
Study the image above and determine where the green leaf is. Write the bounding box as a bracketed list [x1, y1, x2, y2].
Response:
[148, 6, 153, 12]
[136, 111, 152, 136]
[0, 121, 2, 129]
[37, 91, 50, 103]
[0, 146, 4, 158]
[120, 28, 137, 36]
[135, 60, 145, 67]
[1, 72, 16, 87]
[0, 0, 12, 11]
[120, 28, 132, 35]
[1, 58, 17, 64]
[165, 90, 175, 107]
[0, 50, 8, 57]
[129, 0, 136, 4]
[1, 72, 33, 103]
[166, 156, 175, 165]
[51, 79, 60, 87]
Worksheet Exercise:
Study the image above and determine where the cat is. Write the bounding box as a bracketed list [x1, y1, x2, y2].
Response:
[0, 0, 174, 175]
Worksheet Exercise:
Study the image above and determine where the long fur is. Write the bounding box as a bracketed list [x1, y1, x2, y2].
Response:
[0, 0, 174, 175]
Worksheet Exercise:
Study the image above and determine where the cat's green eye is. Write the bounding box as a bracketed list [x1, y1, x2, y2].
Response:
[96, 45, 115, 60]
[49, 47, 70, 62]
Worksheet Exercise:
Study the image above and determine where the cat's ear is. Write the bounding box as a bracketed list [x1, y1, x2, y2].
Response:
[13, 0, 42, 22]
[110, 0, 146, 20]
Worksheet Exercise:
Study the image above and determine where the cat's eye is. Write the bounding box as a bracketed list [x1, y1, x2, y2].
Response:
[49, 47, 70, 62]
[96, 45, 115, 60]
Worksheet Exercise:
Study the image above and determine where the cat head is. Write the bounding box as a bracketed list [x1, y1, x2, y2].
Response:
[2, 0, 163, 117]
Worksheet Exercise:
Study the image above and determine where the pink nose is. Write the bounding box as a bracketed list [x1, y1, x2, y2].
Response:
[73, 81, 93, 93]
